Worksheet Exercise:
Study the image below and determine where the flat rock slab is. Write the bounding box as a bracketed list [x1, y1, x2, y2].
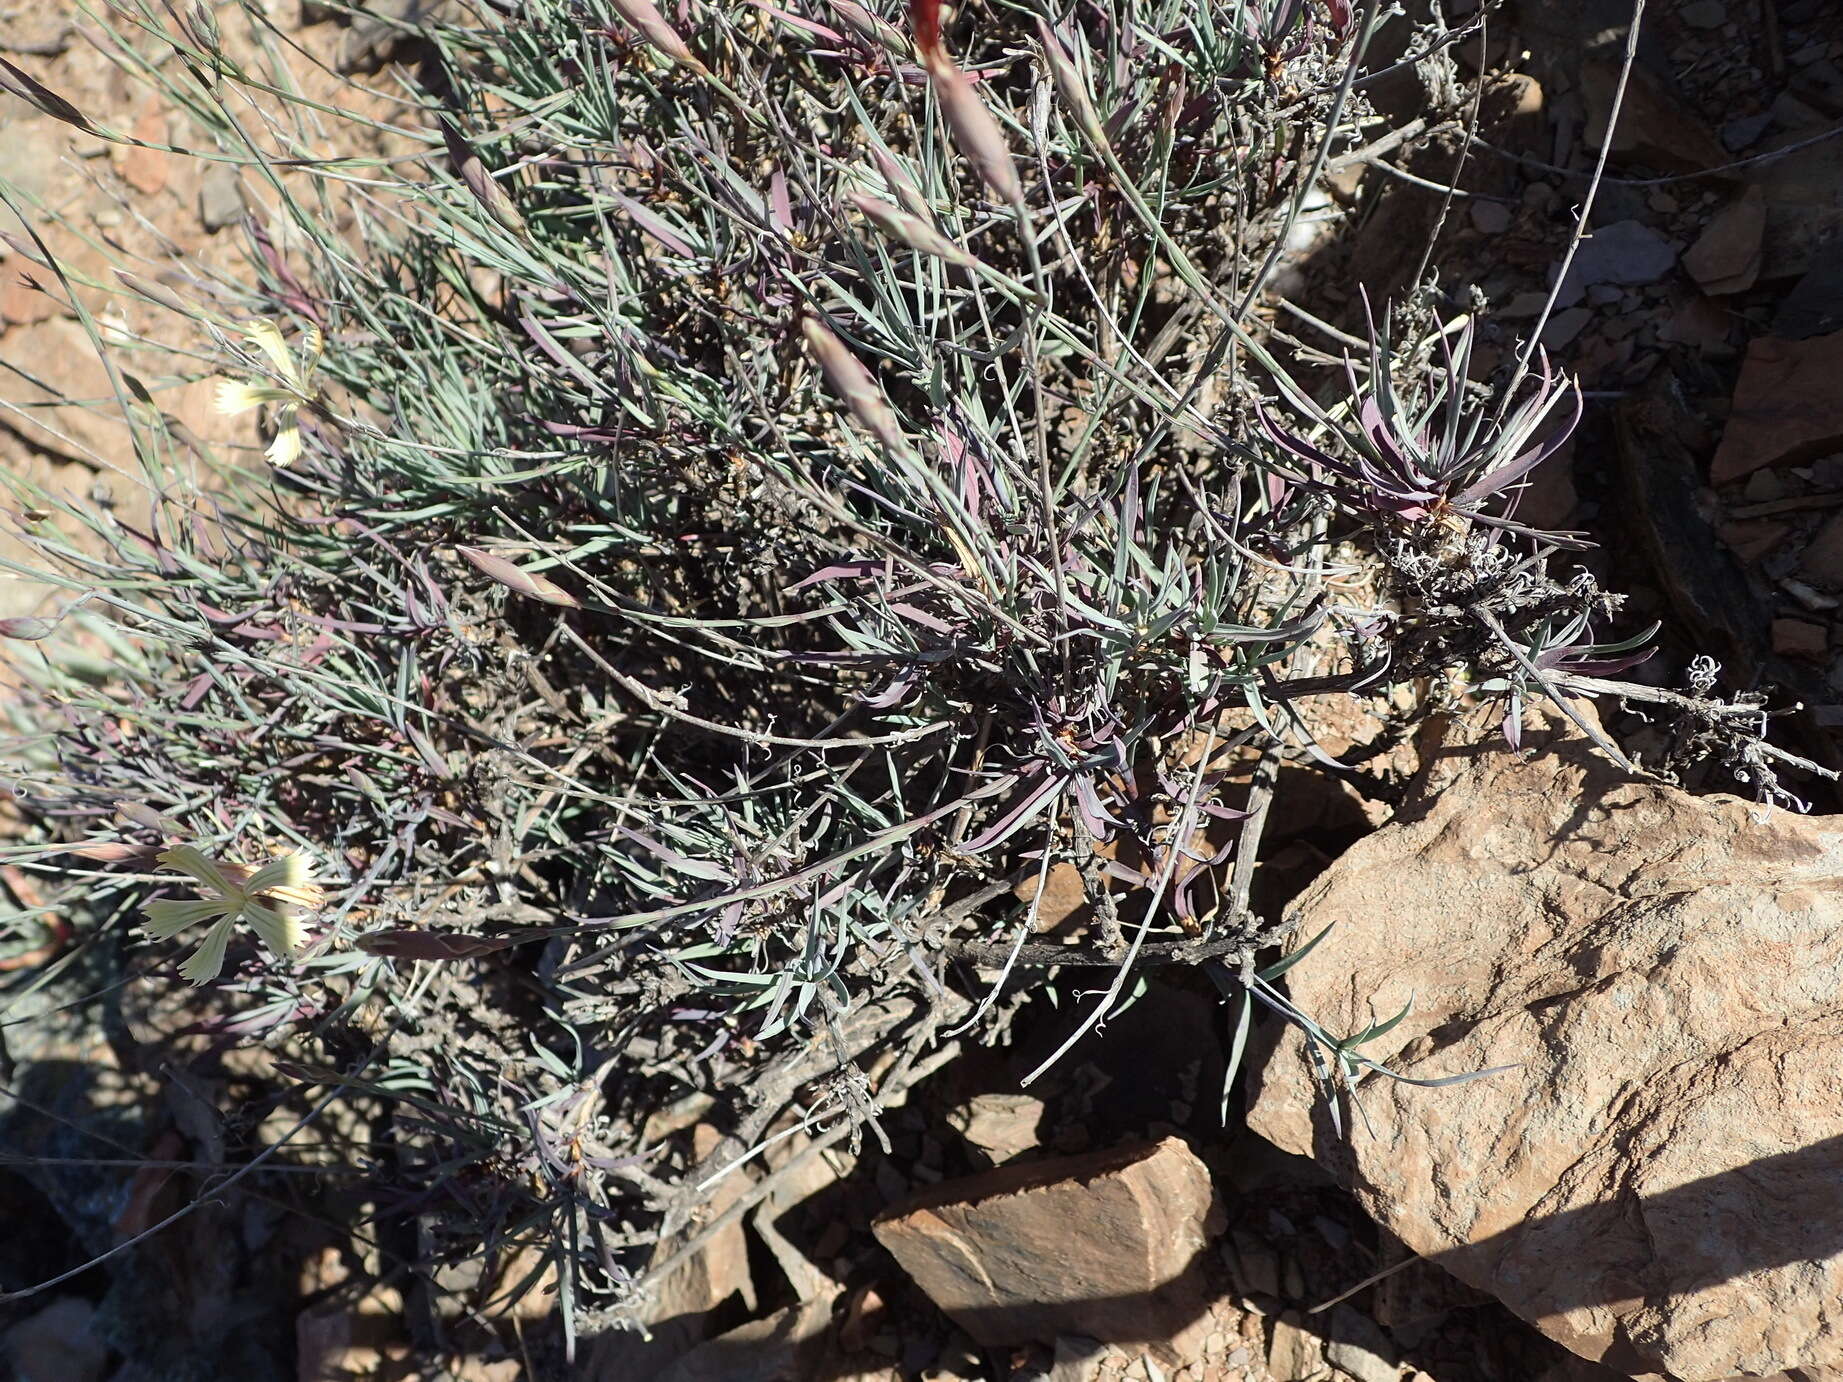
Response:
[1249, 715, 1843, 1381]
[872, 1136, 1223, 1347]
[1711, 330, 1843, 484]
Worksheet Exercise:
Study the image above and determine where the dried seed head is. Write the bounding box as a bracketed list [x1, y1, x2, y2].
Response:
[800, 315, 915, 461]
[846, 192, 975, 267]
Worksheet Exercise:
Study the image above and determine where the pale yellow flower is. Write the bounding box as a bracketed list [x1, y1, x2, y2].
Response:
[215, 320, 323, 467]
[143, 845, 322, 984]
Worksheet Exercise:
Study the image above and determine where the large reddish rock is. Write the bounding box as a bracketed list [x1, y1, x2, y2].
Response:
[871, 1136, 1223, 1347]
[1249, 716, 1843, 1381]
[1711, 331, 1843, 483]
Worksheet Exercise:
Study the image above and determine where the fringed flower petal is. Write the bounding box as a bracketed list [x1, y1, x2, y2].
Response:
[179, 915, 237, 985]
[158, 844, 237, 898]
[142, 896, 226, 938]
[241, 900, 301, 961]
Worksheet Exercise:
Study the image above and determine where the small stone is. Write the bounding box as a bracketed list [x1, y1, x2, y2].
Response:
[1810, 454, 1843, 489]
[1771, 618, 1829, 660]
[1719, 519, 1791, 567]
[1742, 469, 1789, 503]
[1539, 307, 1593, 351]
[120, 111, 168, 196]
[1772, 90, 1829, 131]
[1502, 290, 1554, 320]
[1551, 220, 1677, 308]
[946, 1092, 1045, 1166]
[1282, 1256, 1306, 1300]
[1324, 1307, 1399, 1382]
[873, 1138, 1223, 1347]
[1781, 578, 1839, 612]
[1680, 0, 1725, 27]
[1720, 112, 1773, 151]
[1266, 1315, 1325, 1382]
[1712, 331, 1843, 483]
[1798, 511, 1843, 587]
[198, 165, 243, 232]
[1468, 200, 1512, 235]
[3, 1298, 108, 1382]
[1228, 1229, 1281, 1298]
[1683, 187, 1765, 295]
[1658, 294, 1734, 356]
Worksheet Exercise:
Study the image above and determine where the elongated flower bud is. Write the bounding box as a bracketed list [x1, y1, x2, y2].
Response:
[441, 120, 526, 236]
[923, 48, 1023, 209]
[826, 0, 910, 58]
[800, 315, 914, 461]
[458, 546, 582, 608]
[1037, 19, 1109, 150]
[608, 0, 708, 75]
[869, 147, 935, 225]
[846, 192, 975, 266]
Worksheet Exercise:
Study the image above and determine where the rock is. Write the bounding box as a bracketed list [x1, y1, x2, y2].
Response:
[1267, 1314, 1327, 1381]
[1538, 306, 1592, 351]
[1718, 518, 1791, 566]
[1551, 220, 1675, 308]
[1619, 373, 1772, 679]
[198, 165, 243, 232]
[4, 1297, 108, 1382]
[120, 111, 168, 197]
[1581, 57, 1732, 174]
[1720, 112, 1773, 151]
[1324, 1307, 1399, 1382]
[1711, 332, 1843, 483]
[582, 1123, 756, 1377]
[1228, 1228, 1282, 1299]
[1248, 713, 1843, 1381]
[1752, 132, 1843, 281]
[1797, 510, 1843, 588]
[1683, 187, 1765, 295]
[753, 1128, 847, 1299]
[872, 1137, 1223, 1347]
[1502, 290, 1553, 320]
[1469, 200, 1512, 235]
[1772, 618, 1830, 660]
[1657, 294, 1735, 356]
[647, 1293, 839, 1382]
[945, 1091, 1045, 1166]
[1773, 250, 1843, 341]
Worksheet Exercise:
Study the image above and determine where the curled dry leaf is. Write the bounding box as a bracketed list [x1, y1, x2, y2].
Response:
[458, 545, 583, 609]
